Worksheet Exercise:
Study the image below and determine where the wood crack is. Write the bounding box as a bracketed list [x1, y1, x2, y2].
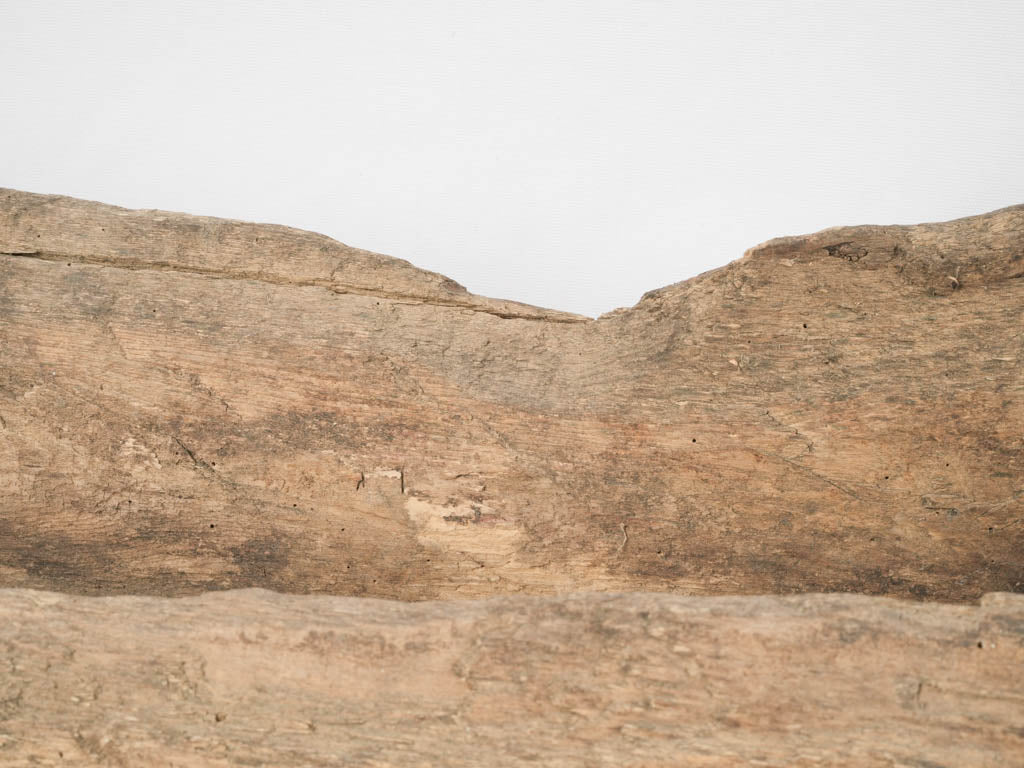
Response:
[0, 250, 589, 324]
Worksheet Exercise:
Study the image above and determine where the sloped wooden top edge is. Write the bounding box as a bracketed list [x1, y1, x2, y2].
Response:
[2, 188, 1021, 321]
[0, 188, 589, 324]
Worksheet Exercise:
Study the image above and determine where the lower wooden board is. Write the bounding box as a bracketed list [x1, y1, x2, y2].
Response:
[0, 588, 1022, 766]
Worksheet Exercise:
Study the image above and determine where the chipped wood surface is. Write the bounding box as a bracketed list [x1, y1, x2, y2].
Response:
[1, 189, 1023, 601]
[0, 588, 1022, 766]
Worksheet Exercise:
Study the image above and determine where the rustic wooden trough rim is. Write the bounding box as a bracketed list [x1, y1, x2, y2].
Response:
[2, 188, 1022, 603]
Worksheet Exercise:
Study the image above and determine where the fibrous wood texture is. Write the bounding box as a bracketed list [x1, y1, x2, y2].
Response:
[1, 189, 1022, 601]
[2, 190, 1024, 767]
[1, 588, 1022, 766]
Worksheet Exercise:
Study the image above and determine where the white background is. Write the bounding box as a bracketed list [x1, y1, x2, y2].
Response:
[3, 1, 1022, 317]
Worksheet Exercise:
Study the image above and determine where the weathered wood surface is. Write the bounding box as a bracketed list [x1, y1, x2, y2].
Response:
[0, 588, 1021, 766]
[1, 189, 1022, 600]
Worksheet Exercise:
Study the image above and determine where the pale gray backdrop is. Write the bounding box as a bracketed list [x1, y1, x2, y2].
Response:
[3, 1, 1022, 317]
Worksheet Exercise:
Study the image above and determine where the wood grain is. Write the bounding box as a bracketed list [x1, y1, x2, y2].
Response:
[1, 189, 1022, 601]
[1, 588, 1021, 766]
